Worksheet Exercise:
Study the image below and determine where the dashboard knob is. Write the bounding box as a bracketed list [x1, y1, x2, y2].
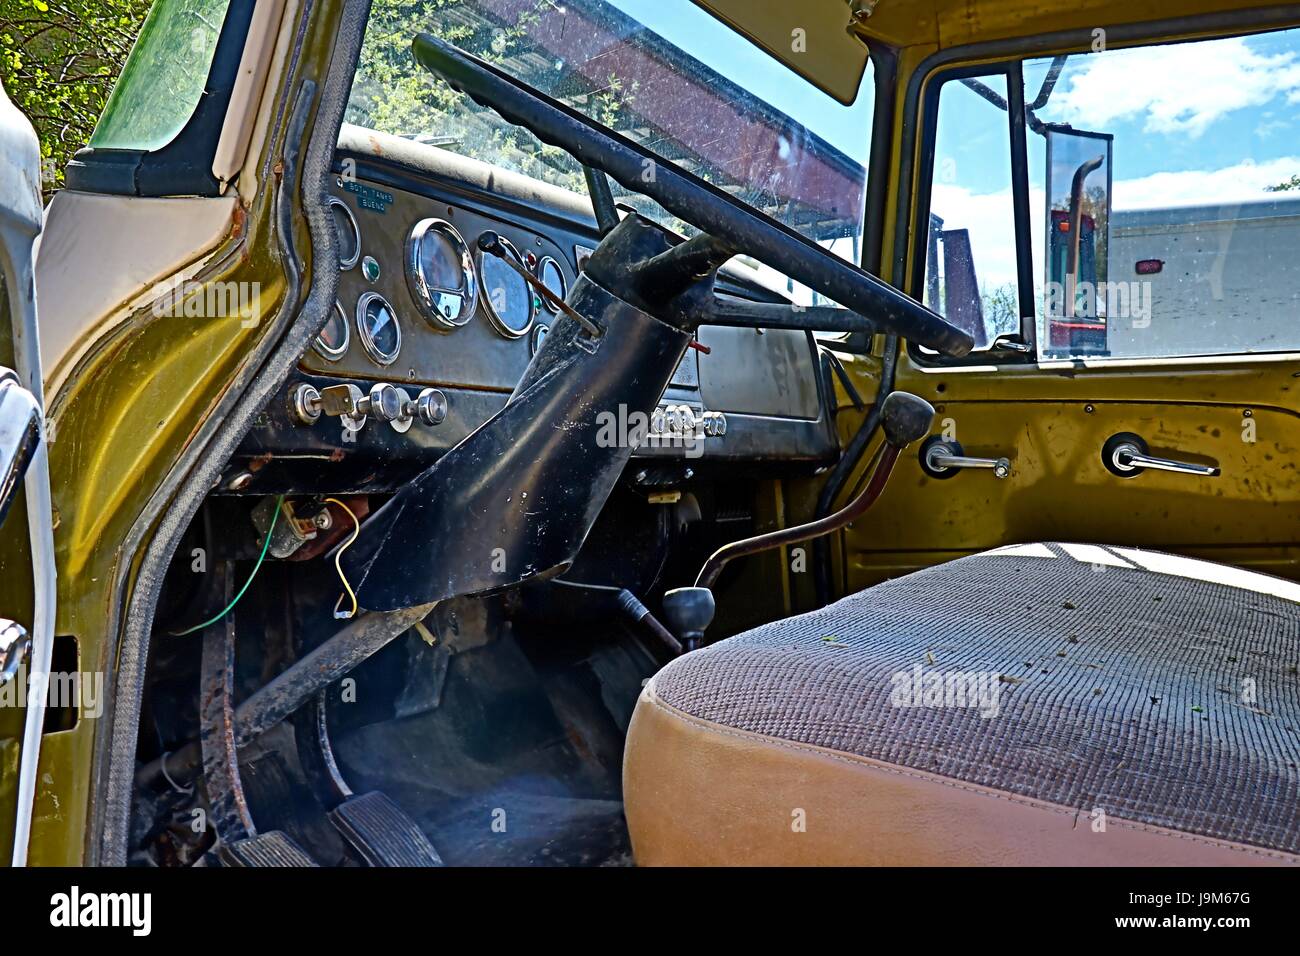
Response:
[359, 383, 414, 433]
[417, 387, 448, 426]
[368, 383, 403, 421]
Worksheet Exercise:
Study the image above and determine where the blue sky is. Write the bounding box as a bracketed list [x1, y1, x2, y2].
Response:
[930, 29, 1300, 293]
[609, 0, 875, 159]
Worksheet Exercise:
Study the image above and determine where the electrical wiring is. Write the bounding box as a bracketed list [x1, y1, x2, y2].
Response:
[171, 495, 284, 636]
[326, 497, 360, 619]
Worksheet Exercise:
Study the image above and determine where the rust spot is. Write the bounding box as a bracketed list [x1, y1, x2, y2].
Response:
[328, 447, 346, 462]
[247, 454, 273, 473]
[230, 203, 247, 239]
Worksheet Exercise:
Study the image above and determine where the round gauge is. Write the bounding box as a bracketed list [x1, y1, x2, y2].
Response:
[536, 256, 566, 313]
[355, 292, 401, 366]
[405, 218, 477, 329]
[328, 196, 361, 270]
[530, 322, 549, 356]
[479, 234, 535, 339]
[313, 299, 350, 361]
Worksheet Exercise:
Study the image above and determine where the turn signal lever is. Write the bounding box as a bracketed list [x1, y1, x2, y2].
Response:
[662, 391, 935, 651]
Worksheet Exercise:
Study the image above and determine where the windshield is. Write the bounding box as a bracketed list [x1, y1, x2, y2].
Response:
[345, 0, 874, 304]
[91, 0, 234, 152]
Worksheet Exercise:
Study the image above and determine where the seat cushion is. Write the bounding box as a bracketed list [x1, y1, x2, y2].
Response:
[624, 543, 1300, 865]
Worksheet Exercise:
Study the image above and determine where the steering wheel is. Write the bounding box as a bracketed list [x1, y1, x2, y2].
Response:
[411, 35, 973, 358]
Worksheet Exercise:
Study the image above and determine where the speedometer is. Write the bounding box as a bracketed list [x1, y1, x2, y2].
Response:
[478, 233, 534, 339]
[405, 218, 477, 329]
[356, 292, 401, 366]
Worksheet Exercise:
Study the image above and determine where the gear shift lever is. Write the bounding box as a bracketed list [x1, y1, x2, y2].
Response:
[661, 391, 935, 651]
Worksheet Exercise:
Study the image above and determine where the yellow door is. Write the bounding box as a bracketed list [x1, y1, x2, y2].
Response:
[840, 26, 1300, 593]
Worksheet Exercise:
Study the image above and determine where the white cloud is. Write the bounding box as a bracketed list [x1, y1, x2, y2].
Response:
[1114, 155, 1300, 208]
[928, 157, 1300, 290]
[1048, 37, 1300, 137]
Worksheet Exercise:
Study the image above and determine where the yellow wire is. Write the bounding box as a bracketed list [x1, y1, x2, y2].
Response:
[325, 497, 360, 619]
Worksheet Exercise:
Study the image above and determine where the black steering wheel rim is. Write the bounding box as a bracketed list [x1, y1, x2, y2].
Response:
[411, 34, 973, 358]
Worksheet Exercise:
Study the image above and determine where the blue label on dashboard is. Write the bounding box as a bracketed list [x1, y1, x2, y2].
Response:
[343, 181, 395, 213]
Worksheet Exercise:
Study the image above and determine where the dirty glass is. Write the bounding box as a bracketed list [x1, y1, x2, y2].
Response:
[923, 73, 1021, 352]
[1026, 28, 1300, 360]
[346, 0, 875, 307]
[90, 0, 234, 152]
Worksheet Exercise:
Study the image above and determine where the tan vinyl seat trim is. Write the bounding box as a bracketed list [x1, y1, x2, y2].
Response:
[623, 682, 1300, 866]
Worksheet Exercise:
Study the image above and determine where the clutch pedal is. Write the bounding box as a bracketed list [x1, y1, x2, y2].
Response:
[329, 791, 443, 867]
[218, 831, 319, 867]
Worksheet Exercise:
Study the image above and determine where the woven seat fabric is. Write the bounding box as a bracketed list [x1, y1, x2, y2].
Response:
[651, 543, 1300, 854]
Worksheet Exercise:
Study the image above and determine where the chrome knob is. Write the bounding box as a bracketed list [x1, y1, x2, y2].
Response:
[358, 383, 414, 433]
[416, 388, 448, 426]
[701, 411, 727, 437]
[360, 383, 403, 422]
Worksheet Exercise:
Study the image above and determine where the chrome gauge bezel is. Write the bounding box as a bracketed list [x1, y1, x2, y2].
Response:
[327, 196, 361, 271]
[312, 299, 351, 361]
[478, 233, 535, 340]
[536, 256, 566, 313]
[405, 218, 478, 330]
[355, 291, 402, 366]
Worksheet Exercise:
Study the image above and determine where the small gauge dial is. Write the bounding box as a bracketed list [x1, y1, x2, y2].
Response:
[479, 233, 534, 339]
[328, 196, 361, 270]
[405, 218, 477, 329]
[536, 256, 566, 313]
[356, 292, 401, 366]
[313, 300, 350, 360]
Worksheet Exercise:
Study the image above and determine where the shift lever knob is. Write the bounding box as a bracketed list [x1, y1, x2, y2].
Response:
[661, 587, 716, 652]
[880, 391, 935, 448]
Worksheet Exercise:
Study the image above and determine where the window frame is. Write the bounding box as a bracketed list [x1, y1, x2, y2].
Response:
[64, 0, 256, 198]
[898, 10, 1300, 372]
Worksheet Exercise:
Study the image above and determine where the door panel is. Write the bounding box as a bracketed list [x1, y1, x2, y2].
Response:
[843, 358, 1300, 591]
[847, 26, 1300, 594]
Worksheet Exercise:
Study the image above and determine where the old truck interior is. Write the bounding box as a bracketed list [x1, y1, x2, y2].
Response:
[3, 0, 1298, 868]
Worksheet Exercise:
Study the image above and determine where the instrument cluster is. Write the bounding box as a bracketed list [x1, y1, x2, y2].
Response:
[309, 191, 571, 384]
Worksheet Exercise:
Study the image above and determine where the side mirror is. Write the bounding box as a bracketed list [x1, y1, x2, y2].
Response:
[1044, 125, 1113, 355]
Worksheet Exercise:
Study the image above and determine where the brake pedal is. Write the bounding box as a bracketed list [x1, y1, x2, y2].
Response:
[329, 791, 443, 867]
[218, 831, 318, 867]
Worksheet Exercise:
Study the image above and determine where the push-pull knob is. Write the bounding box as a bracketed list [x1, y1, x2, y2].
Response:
[358, 383, 415, 433]
[416, 388, 448, 426]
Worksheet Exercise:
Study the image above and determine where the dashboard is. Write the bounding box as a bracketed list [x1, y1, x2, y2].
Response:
[229, 125, 838, 495]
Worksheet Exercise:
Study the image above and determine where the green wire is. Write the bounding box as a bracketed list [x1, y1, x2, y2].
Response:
[172, 495, 284, 636]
